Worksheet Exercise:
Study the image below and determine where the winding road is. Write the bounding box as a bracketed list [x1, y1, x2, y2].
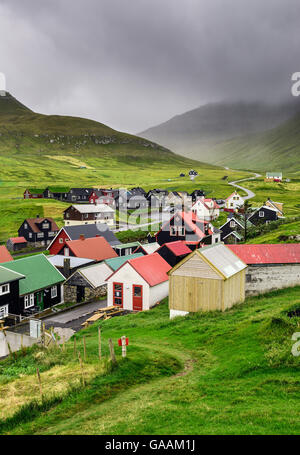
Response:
[228, 171, 261, 201]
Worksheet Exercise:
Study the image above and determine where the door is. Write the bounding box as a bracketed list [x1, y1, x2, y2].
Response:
[76, 286, 85, 303]
[132, 285, 143, 311]
[36, 292, 44, 311]
[113, 283, 123, 307]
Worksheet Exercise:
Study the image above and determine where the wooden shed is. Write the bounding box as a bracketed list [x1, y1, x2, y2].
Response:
[168, 243, 247, 318]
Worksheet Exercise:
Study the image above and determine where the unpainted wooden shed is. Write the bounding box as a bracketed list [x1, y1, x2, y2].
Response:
[168, 243, 247, 318]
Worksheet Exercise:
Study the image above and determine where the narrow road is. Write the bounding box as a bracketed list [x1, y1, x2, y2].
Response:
[228, 171, 261, 201]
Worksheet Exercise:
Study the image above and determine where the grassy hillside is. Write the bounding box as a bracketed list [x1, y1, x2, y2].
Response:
[1, 287, 299, 435]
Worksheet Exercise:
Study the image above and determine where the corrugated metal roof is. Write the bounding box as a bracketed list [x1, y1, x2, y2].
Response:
[72, 204, 114, 213]
[163, 241, 192, 256]
[104, 253, 143, 271]
[199, 243, 247, 278]
[0, 265, 25, 285]
[227, 244, 300, 264]
[139, 243, 160, 254]
[129, 253, 171, 286]
[65, 236, 118, 261]
[48, 255, 94, 268]
[114, 241, 141, 249]
[0, 246, 13, 263]
[77, 262, 112, 288]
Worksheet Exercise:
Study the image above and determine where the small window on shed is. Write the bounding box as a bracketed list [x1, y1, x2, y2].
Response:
[259, 211, 264, 217]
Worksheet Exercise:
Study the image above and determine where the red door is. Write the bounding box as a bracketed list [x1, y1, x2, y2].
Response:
[113, 282, 123, 308]
[132, 285, 143, 311]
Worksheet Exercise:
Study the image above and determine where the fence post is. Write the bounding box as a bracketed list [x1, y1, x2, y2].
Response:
[121, 336, 127, 358]
[78, 351, 85, 386]
[74, 336, 76, 356]
[83, 336, 87, 361]
[108, 338, 117, 365]
[36, 367, 43, 399]
[98, 327, 101, 360]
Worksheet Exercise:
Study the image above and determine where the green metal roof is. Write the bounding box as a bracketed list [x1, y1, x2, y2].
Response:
[0, 266, 25, 285]
[113, 242, 141, 250]
[104, 253, 143, 271]
[2, 254, 64, 295]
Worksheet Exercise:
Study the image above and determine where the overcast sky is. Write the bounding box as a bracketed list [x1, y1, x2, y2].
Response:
[0, 0, 299, 133]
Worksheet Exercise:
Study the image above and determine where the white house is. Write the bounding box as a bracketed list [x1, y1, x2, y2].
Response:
[63, 204, 115, 227]
[106, 253, 171, 311]
[192, 197, 220, 221]
[225, 191, 244, 210]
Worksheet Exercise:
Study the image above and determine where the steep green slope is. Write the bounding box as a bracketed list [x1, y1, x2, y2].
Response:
[1, 288, 299, 435]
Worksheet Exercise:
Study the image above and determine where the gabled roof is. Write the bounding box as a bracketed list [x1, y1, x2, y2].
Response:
[2, 254, 65, 295]
[226, 191, 241, 201]
[159, 241, 192, 256]
[67, 262, 113, 289]
[104, 253, 144, 271]
[227, 244, 300, 264]
[134, 243, 160, 255]
[223, 231, 243, 241]
[66, 204, 114, 214]
[158, 211, 212, 240]
[23, 217, 59, 233]
[47, 255, 94, 268]
[0, 246, 13, 263]
[192, 198, 220, 211]
[0, 265, 25, 285]
[8, 237, 27, 244]
[107, 253, 171, 287]
[57, 224, 120, 246]
[63, 236, 118, 262]
[114, 241, 141, 250]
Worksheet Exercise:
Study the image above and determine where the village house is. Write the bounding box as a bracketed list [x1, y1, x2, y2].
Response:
[47, 256, 95, 278]
[248, 205, 279, 226]
[168, 243, 247, 319]
[64, 261, 112, 303]
[225, 191, 244, 210]
[43, 187, 70, 200]
[89, 190, 116, 207]
[106, 253, 171, 311]
[2, 254, 65, 316]
[265, 198, 284, 217]
[192, 197, 220, 221]
[104, 253, 144, 272]
[227, 244, 300, 296]
[156, 241, 192, 267]
[0, 245, 13, 263]
[190, 190, 205, 202]
[6, 237, 28, 252]
[220, 215, 254, 243]
[265, 172, 282, 182]
[113, 241, 142, 257]
[18, 216, 59, 247]
[23, 188, 43, 199]
[0, 266, 25, 319]
[155, 210, 221, 246]
[64, 188, 94, 202]
[56, 235, 118, 262]
[47, 223, 120, 255]
[63, 204, 115, 227]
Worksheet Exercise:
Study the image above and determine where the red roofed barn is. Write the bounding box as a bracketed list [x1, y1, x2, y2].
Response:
[106, 253, 171, 311]
[56, 235, 118, 262]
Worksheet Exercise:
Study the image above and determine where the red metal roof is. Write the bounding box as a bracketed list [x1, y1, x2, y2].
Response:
[227, 244, 300, 264]
[9, 237, 27, 244]
[129, 253, 171, 286]
[162, 241, 192, 256]
[63, 236, 117, 261]
[0, 246, 13, 263]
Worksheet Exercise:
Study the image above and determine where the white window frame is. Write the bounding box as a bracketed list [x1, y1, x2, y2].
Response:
[170, 226, 177, 236]
[230, 221, 236, 228]
[59, 238, 64, 244]
[0, 305, 8, 318]
[37, 232, 44, 238]
[0, 283, 10, 295]
[24, 223, 28, 229]
[42, 223, 50, 229]
[29, 233, 32, 238]
[259, 211, 265, 218]
[51, 286, 57, 298]
[24, 293, 34, 309]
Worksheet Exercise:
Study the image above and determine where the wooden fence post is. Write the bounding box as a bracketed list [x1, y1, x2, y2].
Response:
[62, 336, 65, 351]
[36, 367, 43, 399]
[78, 351, 85, 386]
[121, 336, 127, 358]
[74, 336, 76, 356]
[98, 327, 101, 360]
[83, 336, 87, 361]
[108, 338, 117, 365]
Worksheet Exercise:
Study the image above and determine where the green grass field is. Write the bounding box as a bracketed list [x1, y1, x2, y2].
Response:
[0, 286, 299, 435]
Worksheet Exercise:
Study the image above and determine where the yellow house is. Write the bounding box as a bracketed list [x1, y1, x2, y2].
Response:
[168, 243, 247, 318]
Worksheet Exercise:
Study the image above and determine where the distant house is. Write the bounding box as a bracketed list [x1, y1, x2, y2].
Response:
[130, 187, 147, 197]
[106, 253, 171, 311]
[227, 244, 300, 296]
[113, 242, 142, 257]
[89, 190, 116, 207]
[156, 241, 192, 267]
[2, 254, 65, 315]
[168, 243, 247, 319]
[6, 237, 27, 252]
[133, 242, 160, 255]
[190, 190, 205, 202]
[64, 262, 112, 303]
[18, 216, 59, 247]
[43, 187, 70, 200]
[155, 211, 221, 246]
[192, 197, 220, 221]
[265, 172, 282, 182]
[220, 216, 254, 243]
[0, 246, 13, 263]
[65, 188, 94, 203]
[47, 223, 120, 255]
[225, 191, 244, 210]
[63, 204, 115, 227]
[23, 188, 43, 199]
[265, 199, 284, 217]
[179, 173, 185, 177]
[146, 189, 168, 209]
[56, 235, 118, 262]
[248, 205, 279, 226]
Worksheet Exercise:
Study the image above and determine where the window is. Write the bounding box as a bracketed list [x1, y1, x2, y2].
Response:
[178, 226, 185, 236]
[0, 284, 10, 295]
[0, 305, 8, 318]
[24, 223, 28, 229]
[170, 226, 177, 236]
[259, 211, 264, 218]
[29, 233, 32, 238]
[37, 232, 44, 238]
[84, 214, 88, 219]
[24, 293, 34, 309]
[48, 231, 54, 237]
[42, 223, 50, 229]
[51, 286, 57, 298]
[230, 221, 236, 228]
[59, 238, 64, 244]
[64, 247, 69, 256]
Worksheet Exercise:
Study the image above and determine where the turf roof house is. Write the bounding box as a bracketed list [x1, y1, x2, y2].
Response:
[106, 253, 171, 312]
[56, 235, 118, 262]
[18, 216, 59, 247]
[0, 266, 25, 319]
[220, 215, 254, 244]
[227, 244, 300, 296]
[168, 243, 247, 319]
[6, 237, 27, 252]
[155, 210, 221, 247]
[23, 188, 43, 199]
[265, 199, 284, 217]
[47, 223, 120, 255]
[63, 204, 115, 227]
[2, 255, 65, 315]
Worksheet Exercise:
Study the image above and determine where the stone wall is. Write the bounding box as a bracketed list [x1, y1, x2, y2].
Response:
[245, 264, 300, 296]
[64, 284, 107, 303]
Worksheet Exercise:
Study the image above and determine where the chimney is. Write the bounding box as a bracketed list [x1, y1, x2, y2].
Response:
[63, 258, 71, 278]
[36, 214, 40, 218]
[80, 234, 85, 241]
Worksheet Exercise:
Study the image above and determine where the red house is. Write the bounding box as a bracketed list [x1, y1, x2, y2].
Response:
[56, 235, 118, 262]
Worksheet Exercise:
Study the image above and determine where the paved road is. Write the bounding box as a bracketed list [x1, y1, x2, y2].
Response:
[228, 172, 261, 201]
